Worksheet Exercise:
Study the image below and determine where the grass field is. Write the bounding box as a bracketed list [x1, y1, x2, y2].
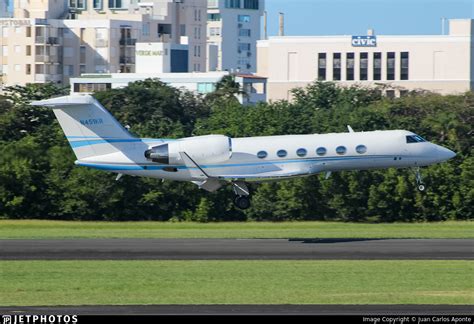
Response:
[0, 260, 472, 306]
[0, 220, 472, 239]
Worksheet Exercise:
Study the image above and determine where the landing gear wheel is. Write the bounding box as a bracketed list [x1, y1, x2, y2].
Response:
[413, 167, 426, 192]
[234, 196, 251, 210]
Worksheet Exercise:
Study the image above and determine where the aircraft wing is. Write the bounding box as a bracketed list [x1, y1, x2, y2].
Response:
[179, 152, 210, 180]
[217, 170, 312, 182]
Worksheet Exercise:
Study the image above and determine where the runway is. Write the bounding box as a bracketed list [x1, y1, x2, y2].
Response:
[0, 305, 473, 315]
[1, 238, 472, 260]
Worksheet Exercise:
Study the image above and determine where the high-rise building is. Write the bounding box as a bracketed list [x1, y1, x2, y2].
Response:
[69, 0, 207, 72]
[0, 0, 207, 89]
[207, 0, 264, 73]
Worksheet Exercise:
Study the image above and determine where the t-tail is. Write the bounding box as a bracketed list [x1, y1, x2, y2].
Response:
[31, 95, 135, 160]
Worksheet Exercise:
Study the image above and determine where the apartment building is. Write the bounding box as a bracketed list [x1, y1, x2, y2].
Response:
[0, 0, 206, 89]
[258, 19, 474, 101]
[207, 0, 264, 73]
[69, 0, 207, 72]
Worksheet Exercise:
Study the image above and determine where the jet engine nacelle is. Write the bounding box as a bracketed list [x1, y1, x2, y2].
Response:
[145, 135, 232, 165]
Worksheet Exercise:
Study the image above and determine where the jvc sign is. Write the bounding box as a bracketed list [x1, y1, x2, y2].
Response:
[351, 36, 377, 47]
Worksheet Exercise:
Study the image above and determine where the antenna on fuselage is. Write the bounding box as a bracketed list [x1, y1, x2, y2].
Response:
[347, 125, 355, 133]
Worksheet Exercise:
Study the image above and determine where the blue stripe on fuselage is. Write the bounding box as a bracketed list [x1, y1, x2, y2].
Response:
[67, 138, 168, 148]
[76, 155, 396, 172]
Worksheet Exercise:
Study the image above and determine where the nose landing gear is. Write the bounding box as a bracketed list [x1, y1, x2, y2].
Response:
[413, 167, 425, 191]
[232, 181, 251, 210]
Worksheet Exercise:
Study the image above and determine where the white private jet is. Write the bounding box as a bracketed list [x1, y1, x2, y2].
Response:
[32, 95, 456, 210]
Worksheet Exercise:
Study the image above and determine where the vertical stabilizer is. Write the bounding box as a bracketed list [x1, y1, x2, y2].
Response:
[31, 95, 135, 159]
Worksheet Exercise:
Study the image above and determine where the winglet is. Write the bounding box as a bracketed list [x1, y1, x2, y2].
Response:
[347, 125, 355, 133]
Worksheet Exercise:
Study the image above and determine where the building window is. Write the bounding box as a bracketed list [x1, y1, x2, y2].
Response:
[318, 53, 326, 81]
[360, 52, 368, 81]
[401, 52, 409, 80]
[238, 43, 251, 52]
[208, 13, 221, 21]
[333, 53, 341, 81]
[26, 46, 31, 56]
[346, 53, 354, 81]
[243, 0, 259, 9]
[373, 52, 381, 81]
[2, 27, 8, 37]
[208, 0, 219, 8]
[257, 151, 268, 159]
[108, 0, 123, 9]
[226, 0, 240, 8]
[238, 15, 250, 23]
[69, 0, 86, 9]
[80, 65, 86, 74]
[387, 52, 395, 81]
[64, 65, 74, 76]
[336, 146, 347, 155]
[356, 145, 367, 154]
[239, 29, 251, 37]
[93, 0, 102, 9]
[316, 147, 327, 156]
[14, 45, 21, 54]
[209, 27, 221, 36]
[2, 46, 7, 56]
[142, 22, 150, 36]
[400, 90, 409, 97]
[14, 64, 20, 72]
[1, 64, 8, 75]
[297, 148, 307, 157]
[197, 83, 216, 93]
[386, 90, 395, 98]
[74, 83, 111, 93]
[26, 64, 31, 75]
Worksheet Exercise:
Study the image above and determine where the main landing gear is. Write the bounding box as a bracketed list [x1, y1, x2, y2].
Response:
[232, 181, 251, 210]
[413, 167, 425, 192]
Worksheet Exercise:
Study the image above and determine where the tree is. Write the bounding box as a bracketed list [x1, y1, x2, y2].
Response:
[205, 75, 247, 105]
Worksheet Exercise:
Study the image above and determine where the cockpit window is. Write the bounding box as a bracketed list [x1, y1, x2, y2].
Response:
[406, 135, 426, 143]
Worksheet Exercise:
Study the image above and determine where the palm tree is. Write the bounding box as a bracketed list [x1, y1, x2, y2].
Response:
[206, 75, 248, 103]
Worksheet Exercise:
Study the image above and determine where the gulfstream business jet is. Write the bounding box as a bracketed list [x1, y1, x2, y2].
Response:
[32, 95, 456, 210]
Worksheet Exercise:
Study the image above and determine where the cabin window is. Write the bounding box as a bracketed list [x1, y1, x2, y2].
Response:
[336, 146, 347, 155]
[316, 147, 327, 156]
[356, 145, 367, 154]
[257, 151, 268, 159]
[277, 150, 288, 158]
[406, 135, 426, 143]
[297, 148, 307, 157]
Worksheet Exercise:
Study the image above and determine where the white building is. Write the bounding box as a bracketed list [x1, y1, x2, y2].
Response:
[207, 0, 264, 73]
[257, 19, 474, 101]
[0, 0, 206, 89]
[70, 71, 267, 105]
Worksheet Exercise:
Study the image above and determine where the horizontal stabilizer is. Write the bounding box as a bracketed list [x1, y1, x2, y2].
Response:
[31, 95, 97, 107]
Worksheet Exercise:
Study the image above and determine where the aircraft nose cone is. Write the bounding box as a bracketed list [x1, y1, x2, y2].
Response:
[437, 146, 456, 161]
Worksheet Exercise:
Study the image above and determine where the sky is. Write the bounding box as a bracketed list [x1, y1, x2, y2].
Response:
[264, 0, 474, 36]
[4, 0, 473, 36]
